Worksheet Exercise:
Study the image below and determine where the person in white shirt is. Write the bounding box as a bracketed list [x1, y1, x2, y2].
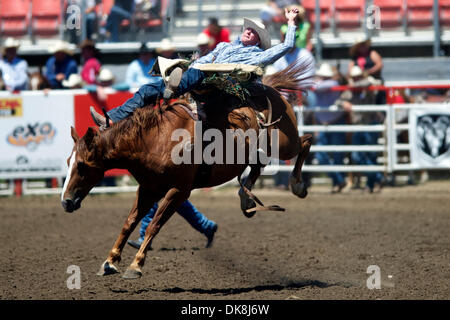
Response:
[125, 42, 158, 88]
[0, 38, 29, 92]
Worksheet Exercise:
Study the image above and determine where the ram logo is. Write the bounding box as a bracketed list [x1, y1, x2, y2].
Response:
[417, 115, 450, 161]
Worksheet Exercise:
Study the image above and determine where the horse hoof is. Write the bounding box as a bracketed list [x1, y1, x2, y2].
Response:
[290, 179, 308, 199]
[299, 189, 308, 198]
[239, 189, 256, 218]
[122, 268, 142, 279]
[97, 261, 119, 276]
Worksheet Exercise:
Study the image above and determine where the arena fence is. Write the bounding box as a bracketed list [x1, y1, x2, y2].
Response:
[0, 87, 449, 196]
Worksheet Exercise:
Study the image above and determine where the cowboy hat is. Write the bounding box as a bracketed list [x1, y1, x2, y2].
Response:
[196, 32, 212, 46]
[98, 68, 115, 82]
[49, 41, 74, 55]
[349, 65, 364, 78]
[62, 74, 83, 88]
[315, 63, 334, 78]
[2, 37, 20, 54]
[243, 18, 271, 50]
[156, 38, 176, 53]
[3, 37, 20, 49]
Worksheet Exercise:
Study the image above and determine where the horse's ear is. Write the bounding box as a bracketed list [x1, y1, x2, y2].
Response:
[71, 127, 79, 143]
[84, 127, 98, 149]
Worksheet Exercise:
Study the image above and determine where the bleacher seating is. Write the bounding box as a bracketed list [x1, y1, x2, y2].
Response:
[406, 0, 434, 27]
[440, 0, 450, 26]
[0, 0, 30, 37]
[31, 0, 62, 36]
[335, 0, 364, 29]
[302, 0, 333, 29]
[374, 0, 405, 29]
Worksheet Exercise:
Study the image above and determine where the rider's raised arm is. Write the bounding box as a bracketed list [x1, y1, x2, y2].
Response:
[254, 24, 297, 67]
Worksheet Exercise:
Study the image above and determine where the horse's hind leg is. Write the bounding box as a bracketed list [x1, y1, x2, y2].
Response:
[97, 186, 157, 276]
[122, 188, 189, 279]
[290, 134, 312, 198]
[238, 164, 263, 218]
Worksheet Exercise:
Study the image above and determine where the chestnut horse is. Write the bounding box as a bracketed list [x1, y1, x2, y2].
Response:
[61, 63, 313, 279]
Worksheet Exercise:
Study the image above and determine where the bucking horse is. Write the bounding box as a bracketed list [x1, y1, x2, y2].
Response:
[60, 63, 313, 279]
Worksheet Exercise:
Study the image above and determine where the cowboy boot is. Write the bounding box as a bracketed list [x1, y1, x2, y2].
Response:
[163, 67, 183, 100]
[90, 106, 113, 131]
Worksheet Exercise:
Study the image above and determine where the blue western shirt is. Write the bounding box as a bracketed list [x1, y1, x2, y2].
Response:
[192, 25, 297, 68]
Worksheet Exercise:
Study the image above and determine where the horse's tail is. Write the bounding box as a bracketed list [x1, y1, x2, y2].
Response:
[262, 59, 315, 94]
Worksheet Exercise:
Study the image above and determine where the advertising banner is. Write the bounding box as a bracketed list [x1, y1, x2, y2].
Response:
[0, 92, 75, 179]
[410, 106, 450, 169]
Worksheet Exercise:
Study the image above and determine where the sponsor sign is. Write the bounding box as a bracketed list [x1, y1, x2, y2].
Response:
[0, 92, 74, 179]
[410, 107, 450, 168]
[0, 97, 23, 117]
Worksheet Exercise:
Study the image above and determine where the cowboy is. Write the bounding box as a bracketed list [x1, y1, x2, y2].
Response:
[125, 42, 157, 88]
[90, 8, 300, 127]
[45, 41, 78, 89]
[0, 38, 29, 91]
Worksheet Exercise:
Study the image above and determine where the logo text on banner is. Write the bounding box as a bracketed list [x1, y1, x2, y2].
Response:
[0, 97, 23, 117]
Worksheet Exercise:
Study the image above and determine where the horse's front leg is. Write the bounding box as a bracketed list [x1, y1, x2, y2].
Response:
[238, 164, 263, 218]
[97, 186, 157, 276]
[122, 188, 189, 279]
[290, 134, 312, 198]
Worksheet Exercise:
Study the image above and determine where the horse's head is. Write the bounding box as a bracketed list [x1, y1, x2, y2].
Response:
[61, 127, 104, 213]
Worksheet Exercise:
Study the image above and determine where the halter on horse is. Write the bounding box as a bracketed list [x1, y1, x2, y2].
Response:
[60, 62, 313, 279]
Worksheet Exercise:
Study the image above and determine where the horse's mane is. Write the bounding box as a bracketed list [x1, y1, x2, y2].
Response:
[106, 99, 192, 143]
[262, 60, 315, 94]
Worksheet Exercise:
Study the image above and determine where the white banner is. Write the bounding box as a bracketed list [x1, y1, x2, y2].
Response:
[0, 92, 75, 179]
[410, 106, 450, 169]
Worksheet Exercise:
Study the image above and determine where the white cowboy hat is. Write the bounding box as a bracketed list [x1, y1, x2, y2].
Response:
[49, 41, 74, 55]
[196, 32, 211, 46]
[156, 38, 176, 53]
[243, 18, 271, 50]
[350, 65, 364, 78]
[315, 63, 334, 78]
[2, 37, 20, 55]
[98, 68, 115, 82]
[62, 74, 83, 88]
[3, 37, 20, 49]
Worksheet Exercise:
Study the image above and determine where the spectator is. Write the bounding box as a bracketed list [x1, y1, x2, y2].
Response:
[260, 0, 299, 27]
[135, 0, 162, 20]
[62, 74, 84, 89]
[86, 67, 130, 101]
[85, 0, 101, 40]
[193, 33, 213, 59]
[105, 0, 135, 42]
[348, 36, 385, 104]
[67, 0, 100, 43]
[202, 17, 230, 50]
[280, 5, 312, 51]
[156, 38, 178, 59]
[45, 41, 78, 89]
[311, 63, 350, 193]
[175, 0, 185, 17]
[0, 38, 29, 92]
[336, 66, 384, 193]
[126, 42, 157, 88]
[80, 39, 101, 85]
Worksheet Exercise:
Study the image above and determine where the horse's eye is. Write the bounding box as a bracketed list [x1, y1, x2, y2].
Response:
[77, 161, 87, 176]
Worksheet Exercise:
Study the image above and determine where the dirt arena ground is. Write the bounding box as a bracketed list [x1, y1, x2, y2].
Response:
[1, 180, 449, 300]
